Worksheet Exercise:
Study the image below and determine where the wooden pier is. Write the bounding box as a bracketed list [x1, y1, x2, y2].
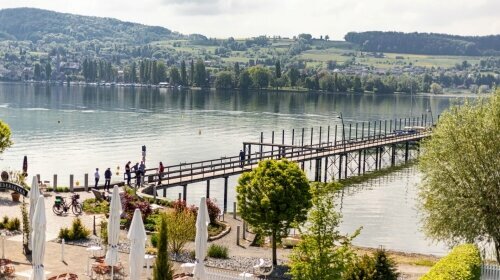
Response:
[137, 116, 435, 212]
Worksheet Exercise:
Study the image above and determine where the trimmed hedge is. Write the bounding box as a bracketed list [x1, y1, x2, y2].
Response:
[421, 244, 481, 280]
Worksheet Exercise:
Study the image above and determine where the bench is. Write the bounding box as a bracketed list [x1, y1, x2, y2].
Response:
[91, 189, 109, 202]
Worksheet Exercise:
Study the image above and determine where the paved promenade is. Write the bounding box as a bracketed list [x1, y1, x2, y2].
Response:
[0, 188, 431, 279]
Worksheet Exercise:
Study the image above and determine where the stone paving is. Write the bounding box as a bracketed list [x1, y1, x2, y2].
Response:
[0, 188, 431, 279]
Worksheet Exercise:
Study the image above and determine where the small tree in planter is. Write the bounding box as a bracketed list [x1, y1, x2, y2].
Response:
[20, 201, 30, 254]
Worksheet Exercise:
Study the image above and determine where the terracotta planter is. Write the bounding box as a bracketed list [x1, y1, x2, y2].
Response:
[11, 192, 20, 202]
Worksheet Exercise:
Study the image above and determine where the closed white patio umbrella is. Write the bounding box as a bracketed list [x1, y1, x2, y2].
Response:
[193, 197, 210, 280]
[127, 208, 146, 280]
[105, 185, 122, 279]
[30, 195, 46, 280]
[29, 176, 41, 251]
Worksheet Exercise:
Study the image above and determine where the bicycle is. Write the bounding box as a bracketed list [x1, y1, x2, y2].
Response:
[53, 194, 82, 215]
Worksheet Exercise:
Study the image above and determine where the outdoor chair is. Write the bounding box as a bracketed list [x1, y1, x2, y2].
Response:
[92, 189, 105, 201]
[253, 258, 273, 279]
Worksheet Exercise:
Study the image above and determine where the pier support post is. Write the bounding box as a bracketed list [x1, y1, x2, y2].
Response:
[324, 157, 328, 182]
[53, 174, 58, 190]
[69, 175, 74, 192]
[405, 142, 409, 163]
[206, 180, 210, 198]
[338, 154, 343, 180]
[358, 150, 362, 175]
[391, 145, 396, 166]
[84, 173, 88, 192]
[223, 176, 229, 213]
[182, 184, 187, 202]
[163, 187, 166, 197]
[363, 150, 366, 174]
[375, 148, 379, 170]
[344, 153, 348, 179]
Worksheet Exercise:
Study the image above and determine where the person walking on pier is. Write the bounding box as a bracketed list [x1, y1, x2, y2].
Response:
[239, 149, 245, 167]
[158, 161, 164, 186]
[125, 161, 131, 186]
[104, 168, 112, 192]
[94, 168, 100, 189]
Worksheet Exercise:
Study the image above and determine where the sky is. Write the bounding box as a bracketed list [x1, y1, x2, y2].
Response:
[0, 0, 499, 40]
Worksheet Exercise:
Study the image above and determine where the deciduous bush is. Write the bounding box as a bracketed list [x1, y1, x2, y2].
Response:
[421, 244, 481, 280]
[206, 198, 221, 225]
[82, 198, 109, 214]
[164, 209, 196, 254]
[122, 192, 152, 229]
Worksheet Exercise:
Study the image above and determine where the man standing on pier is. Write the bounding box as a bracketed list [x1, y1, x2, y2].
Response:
[125, 161, 131, 186]
[239, 149, 245, 167]
[104, 168, 112, 191]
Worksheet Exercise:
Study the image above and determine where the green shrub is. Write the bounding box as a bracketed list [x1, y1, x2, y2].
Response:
[58, 228, 71, 240]
[100, 220, 108, 245]
[6, 217, 20, 231]
[207, 244, 229, 259]
[58, 218, 90, 241]
[151, 233, 159, 248]
[344, 249, 399, 280]
[2, 215, 9, 224]
[421, 244, 481, 280]
[82, 198, 109, 214]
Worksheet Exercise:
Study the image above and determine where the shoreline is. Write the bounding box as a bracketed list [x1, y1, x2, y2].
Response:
[0, 80, 484, 96]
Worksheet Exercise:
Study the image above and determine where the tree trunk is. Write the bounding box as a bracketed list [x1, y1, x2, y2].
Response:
[272, 229, 277, 266]
[495, 238, 500, 264]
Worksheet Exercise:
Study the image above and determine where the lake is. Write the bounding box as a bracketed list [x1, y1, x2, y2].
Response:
[1, 83, 464, 255]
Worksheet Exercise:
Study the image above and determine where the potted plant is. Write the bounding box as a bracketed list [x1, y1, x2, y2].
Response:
[11, 191, 20, 202]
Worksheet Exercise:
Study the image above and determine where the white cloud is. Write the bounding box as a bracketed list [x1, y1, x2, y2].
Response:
[0, 0, 498, 39]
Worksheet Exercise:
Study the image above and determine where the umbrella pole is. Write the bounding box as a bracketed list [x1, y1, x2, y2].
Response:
[111, 265, 114, 280]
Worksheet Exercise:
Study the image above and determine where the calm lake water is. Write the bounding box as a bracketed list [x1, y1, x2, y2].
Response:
[1, 83, 464, 255]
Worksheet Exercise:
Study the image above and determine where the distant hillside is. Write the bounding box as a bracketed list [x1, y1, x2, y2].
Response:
[345, 31, 500, 56]
[0, 8, 180, 44]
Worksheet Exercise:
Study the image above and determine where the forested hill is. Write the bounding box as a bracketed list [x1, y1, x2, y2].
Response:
[0, 8, 180, 44]
[345, 31, 500, 56]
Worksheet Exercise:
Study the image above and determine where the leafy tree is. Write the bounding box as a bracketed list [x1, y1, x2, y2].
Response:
[430, 82, 443, 94]
[353, 76, 363, 93]
[45, 62, 51, 81]
[0, 120, 13, 154]
[156, 61, 167, 83]
[275, 60, 281, 78]
[249, 66, 270, 90]
[189, 59, 194, 86]
[419, 91, 500, 262]
[288, 67, 300, 87]
[33, 63, 41, 81]
[237, 159, 312, 265]
[239, 70, 252, 90]
[130, 62, 137, 83]
[180, 60, 187, 86]
[153, 214, 173, 280]
[169, 67, 181, 86]
[289, 183, 358, 280]
[233, 62, 240, 87]
[215, 71, 233, 89]
[194, 59, 206, 87]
